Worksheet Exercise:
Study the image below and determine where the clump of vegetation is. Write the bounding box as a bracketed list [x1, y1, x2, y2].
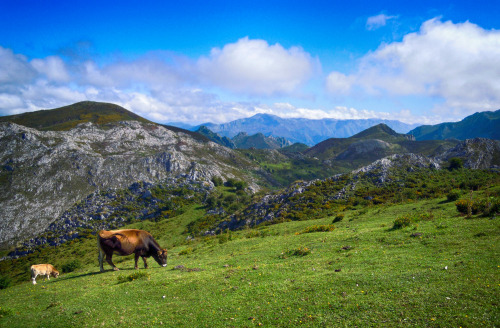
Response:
[448, 157, 463, 171]
[0, 276, 11, 290]
[0, 306, 12, 318]
[62, 259, 81, 273]
[332, 214, 344, 223]
[178, 247, 193, 256]
[117, 271, 150, 283]
[300, 225, 335, 234]
[392, 215, 413, 229]
[280, 246, 312, 259]
[446, 189, 461, 202]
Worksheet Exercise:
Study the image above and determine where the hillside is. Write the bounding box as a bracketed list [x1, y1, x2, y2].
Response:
[196, 113, 419, 145]
[232, 132, 292, 149]
[0, 163, 498, 327]
[0, 117, 264, 250]
[0, 101, 152, 131]
[304, 124, 458, 166]
[409, 109, 500, 140]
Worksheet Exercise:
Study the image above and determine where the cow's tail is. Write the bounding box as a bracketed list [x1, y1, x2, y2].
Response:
[97, 233, 105, 273]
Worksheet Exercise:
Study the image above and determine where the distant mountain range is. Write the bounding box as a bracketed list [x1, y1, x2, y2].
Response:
[409, 109, 500, 140]
[179, 113, 420, 146]
[196, 126, 292, 149]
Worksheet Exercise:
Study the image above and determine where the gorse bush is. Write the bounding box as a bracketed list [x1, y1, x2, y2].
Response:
[392, 215, 412, 229]
[332, 214, 344, 223]
[300, 225, 335, 234]
[0, 276, 11, 290]
[446, 190, 461, 202]
[117, 271, 150, 283]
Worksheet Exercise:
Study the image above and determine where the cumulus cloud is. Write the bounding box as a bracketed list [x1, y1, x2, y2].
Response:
[327, 18, 500, 117]
[366, 14, 398, 30]
[31, 56, 70, 82]
[198, 37, 315, 96]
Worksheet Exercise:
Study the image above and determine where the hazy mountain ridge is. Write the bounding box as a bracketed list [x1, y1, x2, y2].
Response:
[195, 113, 419, 145]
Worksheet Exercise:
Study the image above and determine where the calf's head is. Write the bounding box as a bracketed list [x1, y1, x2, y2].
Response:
[51, 270, 60, 278]
[153, 249, 168, 267]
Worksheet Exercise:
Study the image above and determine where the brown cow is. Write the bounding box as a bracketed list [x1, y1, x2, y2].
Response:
[31, 264, 59, 285]
[97, 229, 168, 272]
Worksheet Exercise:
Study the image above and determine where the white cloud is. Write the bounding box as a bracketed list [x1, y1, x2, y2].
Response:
[327, 18, 500, 118]
[0, 46, 36, 86]
[198, 37, 315, 96]
[326, 71, 354, 95]
[31, 56, 70, 82]
[366, 14, 398, 30]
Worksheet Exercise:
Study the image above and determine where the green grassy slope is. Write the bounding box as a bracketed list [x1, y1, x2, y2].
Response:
[0, 101, 152, 131]
[1, 194, 498, 327]
[409, 109, 500, 141]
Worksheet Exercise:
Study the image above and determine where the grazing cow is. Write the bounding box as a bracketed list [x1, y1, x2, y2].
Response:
[31, 264, 59, 285]
[97, 229, 168, 272]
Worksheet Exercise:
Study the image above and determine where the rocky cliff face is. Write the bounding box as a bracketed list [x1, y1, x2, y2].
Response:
[0, 121, 258, 248]
[437, 138, 500, 169]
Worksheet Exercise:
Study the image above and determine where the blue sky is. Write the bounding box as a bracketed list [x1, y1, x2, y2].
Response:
[0, 0, 499, 125]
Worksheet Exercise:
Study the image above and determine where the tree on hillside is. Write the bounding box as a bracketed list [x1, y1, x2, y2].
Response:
[448, 157, 463, 171]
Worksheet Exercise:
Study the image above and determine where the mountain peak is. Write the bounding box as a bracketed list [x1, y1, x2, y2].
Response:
[0, 101, 151, 131]
[350, 123, 400, 139]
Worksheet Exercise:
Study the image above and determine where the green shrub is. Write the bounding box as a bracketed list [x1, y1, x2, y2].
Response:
[0, 275, 11, 290]
[0, 307, 13, 318]
[455, 199, 469, 214]
[448, 157, 463, 171]
[332, 214, 344, 223]
[62, 259, 81, 273]
[392, 215, 412, 229]
[446, 190, 461, 202]
[117, 271, 150, 283]
[280, 246, 312, 258]
[211, 176, 223, 186]
[300, 225, 335, 234]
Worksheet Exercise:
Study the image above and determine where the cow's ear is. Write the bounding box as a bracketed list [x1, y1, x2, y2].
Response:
[157, 250, 162, 256]
[163, 249, 168, 254]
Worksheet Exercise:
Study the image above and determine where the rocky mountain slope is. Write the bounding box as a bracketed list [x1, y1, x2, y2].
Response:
[304, 124, 458, 166]
[0, 120, 260, 249]
[409, 109, 500, 140]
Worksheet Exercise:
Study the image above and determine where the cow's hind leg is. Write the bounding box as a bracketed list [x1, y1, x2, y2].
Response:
[142, 256, 148, 269]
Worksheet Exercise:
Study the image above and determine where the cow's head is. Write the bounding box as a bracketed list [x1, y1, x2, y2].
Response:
[51, 270, 60, 278]
[153, 249, 168, 267]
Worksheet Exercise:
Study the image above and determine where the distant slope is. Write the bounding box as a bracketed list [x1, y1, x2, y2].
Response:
[195, 126, 236, 148]
[0, 101, 152, 131]
[409, 109, 500, 140]
[305, 123, 458, 165]
[232, 132, 292, 149]
[195, 113, 419, 145]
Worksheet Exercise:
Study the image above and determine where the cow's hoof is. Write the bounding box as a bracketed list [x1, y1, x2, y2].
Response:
[134, 267, 139, 270]
[113, 267, 119, 271]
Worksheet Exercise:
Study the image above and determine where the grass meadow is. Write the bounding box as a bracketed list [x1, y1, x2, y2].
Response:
[0, 197, 499, 327]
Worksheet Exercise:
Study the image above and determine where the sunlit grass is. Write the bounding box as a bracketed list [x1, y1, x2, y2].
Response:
[0, 197, 498, 327]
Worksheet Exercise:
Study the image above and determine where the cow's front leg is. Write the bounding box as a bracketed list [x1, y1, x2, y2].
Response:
[134, 253, 140, 270]
[142, 256, 148, 269]
[47, 274, 50, 280]
[105, 253, 118, 271]
[32, 274, 37, 285]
